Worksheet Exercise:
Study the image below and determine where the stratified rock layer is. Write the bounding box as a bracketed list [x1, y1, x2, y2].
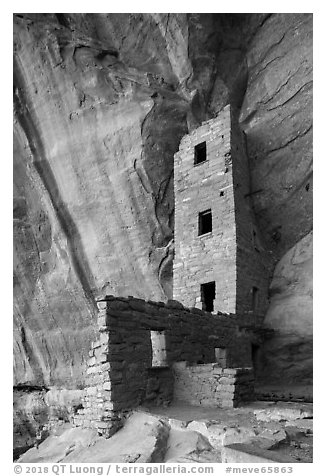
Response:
[240, 14, 312, 258]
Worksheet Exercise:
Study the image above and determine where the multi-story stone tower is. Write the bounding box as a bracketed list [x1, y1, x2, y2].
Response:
[173, 105, 271, 317]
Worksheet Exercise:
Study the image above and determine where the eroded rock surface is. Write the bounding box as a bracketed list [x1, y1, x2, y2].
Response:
[19, 412, 171, 463]
[256, 232, 312, 384]
[13, 13, 312, 391]
[240, 14, 312, 258]
[13, 387, 85, 459]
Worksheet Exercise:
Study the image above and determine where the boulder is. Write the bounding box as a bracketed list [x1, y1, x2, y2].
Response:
[64, 412, 170, 463]
[254, 403, 312, 422]
[19, 412, 171, 463]
[285, 420, 313, 434]
[18, 425, 98, 463]
[187, 420, 256, 447]
[164, 428, 214, 462]
[248, 428, 288, 450]
[222, 443, 297, 463]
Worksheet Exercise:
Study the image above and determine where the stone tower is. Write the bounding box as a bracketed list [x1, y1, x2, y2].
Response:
[173, 105, 271, 316]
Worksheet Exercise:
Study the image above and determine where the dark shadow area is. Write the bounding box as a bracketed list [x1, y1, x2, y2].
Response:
[201, 281, 216, 312]
[198, 209, 212, 235]
[194, 141, 207, 165]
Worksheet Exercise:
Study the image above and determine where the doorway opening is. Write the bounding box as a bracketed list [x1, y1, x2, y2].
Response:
[201, 281, 216, 312]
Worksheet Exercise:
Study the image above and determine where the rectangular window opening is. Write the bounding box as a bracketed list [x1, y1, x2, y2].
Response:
[201, 281, 216, 312]
[198, 209, 212, 235]
[150, 331, 167, 367]
[252, 286, 259, 312]
[194, 141, 207, 165]
[215, 347, 227, 368]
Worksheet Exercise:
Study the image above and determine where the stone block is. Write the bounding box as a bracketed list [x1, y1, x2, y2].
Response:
[97, 314, 107, 327]
[97, 389, 112, 399]
[222, 443, 297, 463]
[221, 400, 235, 408]
[254, 405, 313, 422]
[97, 300, 108, 310]
[102, 381, 112, 391]
[223, 368, 240, 376]
[219, 377, 236, 385]
[87, 357, 97, 367]
[212, 367, 223, 374]
[86, 386, 97, 396]
[96, 421, 112, 429]
[98, 353, 108, 363]
[285, 419, 313, 433]
[91, 340, 101, 349]
[99, 362, 111, 372]
[86, 365, 99, 375]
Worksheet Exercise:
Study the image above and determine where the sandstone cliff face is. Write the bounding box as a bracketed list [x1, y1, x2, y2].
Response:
[14, 13, 190, 387]
[13, 13, 312, 388]
[239, 14, 312, 259]
[258, 232, 313, 384]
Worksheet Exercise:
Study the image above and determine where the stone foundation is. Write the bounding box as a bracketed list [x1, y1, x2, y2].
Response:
[173, 362, 254, 408]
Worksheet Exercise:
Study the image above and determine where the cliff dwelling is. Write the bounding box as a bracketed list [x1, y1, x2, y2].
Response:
[13, 12, 313, 465]
[69, 106, 271, 437]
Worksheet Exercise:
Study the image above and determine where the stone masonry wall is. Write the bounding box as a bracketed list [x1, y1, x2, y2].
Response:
[173, 105, 237, 313]
[173, 104, 272, 316]
[73, 296, 262, 436]
[173, 362, 254, 408]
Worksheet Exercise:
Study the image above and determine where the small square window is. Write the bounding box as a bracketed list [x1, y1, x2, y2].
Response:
[194, 141, 207, 165]
[198, 209, 212, 235]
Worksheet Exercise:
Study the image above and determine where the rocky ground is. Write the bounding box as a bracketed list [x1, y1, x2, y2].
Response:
[17, 401, 313, 463]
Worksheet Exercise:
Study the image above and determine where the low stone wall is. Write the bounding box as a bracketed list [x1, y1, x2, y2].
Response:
[72, 333, 122, 437]
[173, 362, 254, 408]
[73, 296, 264, 436]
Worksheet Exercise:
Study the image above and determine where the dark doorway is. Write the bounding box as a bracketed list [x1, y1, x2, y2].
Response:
[198, 209, 212, 235]
[201, 281, 216, 312]
[194, 141, 207, 165]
